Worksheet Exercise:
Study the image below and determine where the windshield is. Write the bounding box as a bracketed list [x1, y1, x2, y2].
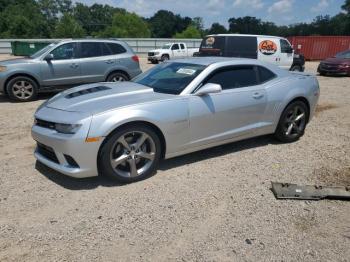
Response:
[335, 50, 350, 59]
[161, 44, 171, 49]
[132, 62, 206, 94]
[30, 43, 56, 58]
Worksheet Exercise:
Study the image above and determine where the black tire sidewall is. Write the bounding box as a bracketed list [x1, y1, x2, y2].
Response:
[161, 55, 169, 61]
[275, 101, 308, 143]
[291, 65, 302, 72]
[6, 76, 38, 102]
[106, 72, 128, 82]
[99, 125, 162, 183]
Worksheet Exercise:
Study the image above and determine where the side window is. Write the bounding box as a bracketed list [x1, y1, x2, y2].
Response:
[101, 43, 112, 56]
[180, 44, 185, 49]
[226, 36, 257, 59]
[205, 66, 258, 90]
[80, 42, 102, 58]
[106, 43, 127, 55]
[172, 44, 179, 50]
[51, 43, 76, 60]
[280, 39, 292, 53]
[257, 66, 276, 83]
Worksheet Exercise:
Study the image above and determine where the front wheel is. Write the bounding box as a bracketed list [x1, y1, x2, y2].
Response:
[161, 55, 169, 62]
[99, 125, 161, 183]
[274, 101, 308, 143]
[6, 76, 38, 102]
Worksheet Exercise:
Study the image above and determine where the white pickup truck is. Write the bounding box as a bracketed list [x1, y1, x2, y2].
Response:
[147, 43, 199, 64]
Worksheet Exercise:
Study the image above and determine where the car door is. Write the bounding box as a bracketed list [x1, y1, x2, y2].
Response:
[188, 65, 267, 148]
[180, 44, 187, 57]
[78, 42, 116, 83]
[171, 44, 183, 58]
[40, 42, 81, 87]
[279, 39, 294, 70]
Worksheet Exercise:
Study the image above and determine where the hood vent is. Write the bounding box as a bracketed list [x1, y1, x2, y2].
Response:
[65, 86, 111, 99]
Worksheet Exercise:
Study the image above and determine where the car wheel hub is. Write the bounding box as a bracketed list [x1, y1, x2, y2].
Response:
[110, 131, 156, 178]
[12, 80, 33, 99]
[283, 106, 306, 137]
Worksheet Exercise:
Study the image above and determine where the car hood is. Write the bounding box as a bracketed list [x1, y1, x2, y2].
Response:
[149, 49, 166, 53]
[44, 82, 175, 115]
[0, 58, 35, 66]
[321, 57, 350, 64]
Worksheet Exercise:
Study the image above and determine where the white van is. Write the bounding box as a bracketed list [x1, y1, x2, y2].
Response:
[196, 34, 304, 71]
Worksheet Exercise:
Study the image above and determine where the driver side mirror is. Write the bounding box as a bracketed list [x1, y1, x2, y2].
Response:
[44, 53, 54, 61]
[195, 83, 222, 96]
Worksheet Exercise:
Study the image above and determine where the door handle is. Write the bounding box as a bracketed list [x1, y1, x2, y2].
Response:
[253, 92, 264, 99]
[70, 63, 79, 69]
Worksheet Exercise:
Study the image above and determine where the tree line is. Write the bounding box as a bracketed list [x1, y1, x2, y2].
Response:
[0, 0, 349, 39]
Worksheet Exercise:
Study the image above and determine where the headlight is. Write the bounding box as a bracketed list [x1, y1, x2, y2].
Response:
[154, 52, 160, 55]
[0, 66, 7, 72]
[55, 123, 81, 134]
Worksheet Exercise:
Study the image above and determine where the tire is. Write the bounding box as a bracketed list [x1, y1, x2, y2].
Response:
[106, 72, 129, 82]
[161, 55, 169, 62]
[274, 101, 309, 143]
[6, 76, 38, 102]
[99, 124, 162, 183]
[290, 65, 302, 72]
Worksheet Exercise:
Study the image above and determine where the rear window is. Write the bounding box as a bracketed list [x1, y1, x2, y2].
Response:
[257, 66, 276, 83]
[199, 36, 225, 56]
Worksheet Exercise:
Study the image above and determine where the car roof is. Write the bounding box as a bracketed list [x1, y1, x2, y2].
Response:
[206, 34, 285, 39]
[58, 39, 123, 44]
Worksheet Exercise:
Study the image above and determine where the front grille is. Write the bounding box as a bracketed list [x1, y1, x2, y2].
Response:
[35, 118, 55, 130]
[148, 52, 155, 56]
[37, 142, 59, 164]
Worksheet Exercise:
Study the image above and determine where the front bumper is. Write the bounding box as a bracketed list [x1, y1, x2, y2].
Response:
[31, 107, 103, 178]
[147, 55, 161, 61]
[317, 64, 350, 75]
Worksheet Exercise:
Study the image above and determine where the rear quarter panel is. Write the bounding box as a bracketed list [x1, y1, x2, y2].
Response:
[264, 74, 319, 133]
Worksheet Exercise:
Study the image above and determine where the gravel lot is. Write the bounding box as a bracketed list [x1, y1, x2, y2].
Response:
[0, 55, 349, 262]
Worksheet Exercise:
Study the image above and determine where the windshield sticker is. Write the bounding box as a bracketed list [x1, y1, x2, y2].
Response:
[177, 68, 196, 75]
[259, 40, 277, 55]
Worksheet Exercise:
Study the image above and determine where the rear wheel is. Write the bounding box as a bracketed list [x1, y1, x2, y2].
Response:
[6, 76, 38, 102]
[274, 101, 308, 143]
[106, 72, 129, 82]
[99, 125, 161, 183]
[290, 65, 302, 72]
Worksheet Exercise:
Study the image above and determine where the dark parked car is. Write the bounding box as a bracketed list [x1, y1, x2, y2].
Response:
[317, 50, 350, 76]
[0, 39, 142, 102]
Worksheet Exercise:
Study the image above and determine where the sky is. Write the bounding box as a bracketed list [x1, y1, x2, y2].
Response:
[76, 0, 345, 27]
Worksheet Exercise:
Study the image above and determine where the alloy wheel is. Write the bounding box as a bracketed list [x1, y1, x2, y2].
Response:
[12, 80, 33, 100]
[111, 76, 125, 82]
[283, 105, 306, 138]
[109, 131, 156, 178]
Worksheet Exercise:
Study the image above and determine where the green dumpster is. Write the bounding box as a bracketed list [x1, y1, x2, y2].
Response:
[11, 41, 51, 56]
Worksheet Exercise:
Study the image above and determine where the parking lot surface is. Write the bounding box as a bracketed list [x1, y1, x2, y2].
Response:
[0, 55, 349, 261]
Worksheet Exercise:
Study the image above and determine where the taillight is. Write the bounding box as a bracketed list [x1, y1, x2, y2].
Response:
[132, 55, 139, 63]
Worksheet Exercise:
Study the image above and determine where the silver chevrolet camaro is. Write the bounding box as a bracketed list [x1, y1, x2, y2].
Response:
[32, 57, 320, 183]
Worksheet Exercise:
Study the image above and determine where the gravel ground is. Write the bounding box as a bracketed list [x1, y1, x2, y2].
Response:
[0, 55, 349, 262]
